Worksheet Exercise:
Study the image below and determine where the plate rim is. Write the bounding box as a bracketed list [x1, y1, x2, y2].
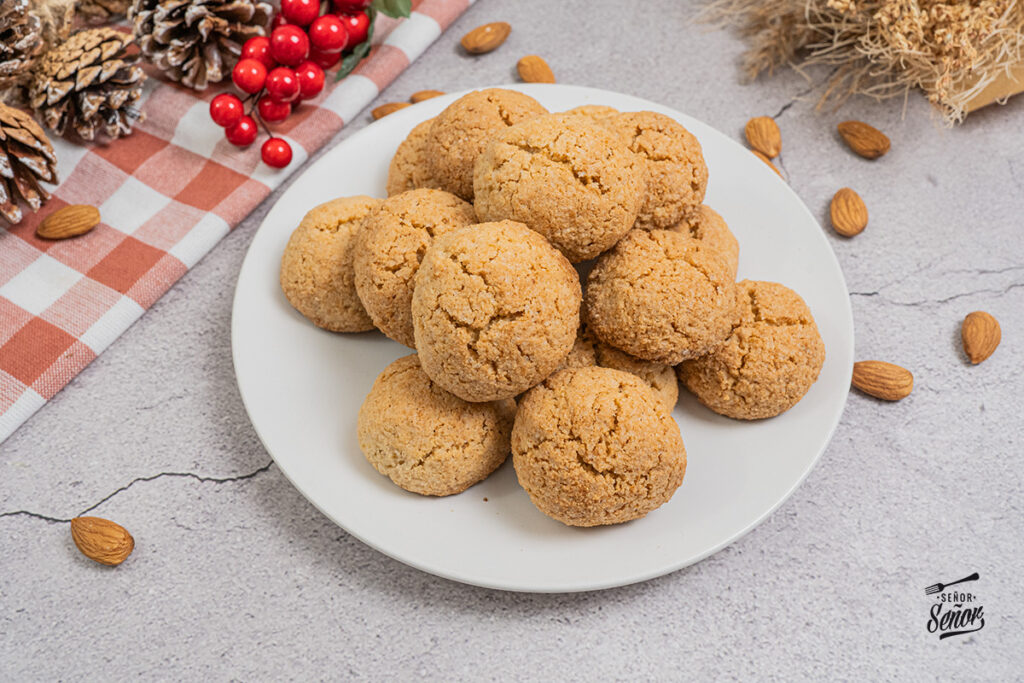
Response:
[231, 83, 855, 593]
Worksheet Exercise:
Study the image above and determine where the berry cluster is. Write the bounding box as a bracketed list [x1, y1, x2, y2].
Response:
[209, 0, 374, 168]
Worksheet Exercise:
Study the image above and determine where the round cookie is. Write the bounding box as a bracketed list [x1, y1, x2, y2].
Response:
[358, 355, 516, 496]
[386, 119, 440, 196]
[604, 110, 708, 230]
[474, 112, 645, 262]
[563, 104, 619, 122]
[411, 220, 581, 402]
[427, 89, 547, 200]
[677, 280, 825, 420]
[669, 204, 740, 280]
[594, 341, 678, 413]
[512, 366, 686, 527]
[353, 189, 476, 347]
[585, 229, 738, 364]
[280, 196, 380, 332]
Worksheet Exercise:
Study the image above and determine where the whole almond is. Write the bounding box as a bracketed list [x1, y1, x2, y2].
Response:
[752, 150, 783, 178]
[372, 102, 410, 120]
[461, 22, 510, 54]
[961, 311, 1001, 364]
[837, 120, 890, 159]
[517, 55, 555, 83]
[410, 89, 444, 103]
[745, 116, 781, 158]
[36, 205, 100, 240]
[70, 516, 134, 566]
[851, 361, 913, 401]
[830, 188, 868, 237]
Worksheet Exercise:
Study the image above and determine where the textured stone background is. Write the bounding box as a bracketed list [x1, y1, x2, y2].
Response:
[2, 1, 1022, 679]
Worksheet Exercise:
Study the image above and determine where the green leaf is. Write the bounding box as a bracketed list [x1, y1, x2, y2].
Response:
[336, 7, 377, 80]
[371, 0, 411, 18]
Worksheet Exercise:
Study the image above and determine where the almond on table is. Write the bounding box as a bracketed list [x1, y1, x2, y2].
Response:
[745, 116, 781, 158]
[461, 22, 510, 54]
[837, 120, 890, 159]
[830, 188, 868, 237]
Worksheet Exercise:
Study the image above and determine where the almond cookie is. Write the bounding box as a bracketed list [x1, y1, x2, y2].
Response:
[563, 104, 619, 122]
[604, 110, 708, 230]
[474, 113, 645, 262]
[353, 189, 476, 347]
[513, 366, 686, 527]
[386, 119, 440, 196]
[427, 89, 547, 200]
[669, 204, 740, 280]
[585, 229, 738, 364]
[280, 196, 380, 332]
[412, 220, 581, 402]
[358, 355, 516, 496]
[677, 280, 825, 420]
[593, 340, 678, 412]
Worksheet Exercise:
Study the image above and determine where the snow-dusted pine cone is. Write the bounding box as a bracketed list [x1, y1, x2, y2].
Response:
[129, 0, 273, 90]
[0, 0, 45, 90]
[28, 28, 147, 141]
[0, 101, 58, 224]
[77, 0, 133, 23]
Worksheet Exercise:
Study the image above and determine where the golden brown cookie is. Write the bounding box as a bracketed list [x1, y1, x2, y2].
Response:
[386, 119, 440, 196]
[604, 110, 708, 230]
[411, 220, 581, 402]
[358, 355, 516, 496]
[353, 189, 476, 347]
[563, 104, 619, 122]
[280, 196, 380, 332]
[585, 229, 738, 364]
[426, 89, 547, 200]
[677, 280, 825, 420]
[594, 341, 678, 412]
[473, 112, 645, 262]
[513, 366, 686, 527]
[669, 204, 740, 280]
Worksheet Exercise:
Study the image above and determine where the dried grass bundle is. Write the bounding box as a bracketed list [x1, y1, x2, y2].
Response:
[700, 0, 1024, 124]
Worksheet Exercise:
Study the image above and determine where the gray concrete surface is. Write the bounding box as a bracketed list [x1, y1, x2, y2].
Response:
[2, 1, 1023, 679]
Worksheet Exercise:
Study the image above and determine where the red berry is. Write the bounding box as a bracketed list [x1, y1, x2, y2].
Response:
[257, 97, 292, 123]
[332, 0, 371, 11]
[225, 115, 258, 146]
[296, 61, 325, 100]
[241, 36, 276, 70]
[231, 58, 267, 94]
[209, 93, 244, 128]
[309, 48, 342, 69]
[271, 14, 290, 30]
[280, 0, 319, 27]
[261, 137, 293, 168]
[338, 11, 370, 48]
[265, 66, 300, 103]
[308, 14, 348, 53]
[270, 25, 311, 66]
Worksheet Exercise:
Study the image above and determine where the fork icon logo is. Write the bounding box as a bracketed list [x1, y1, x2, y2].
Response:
[924, 572, 985, 640]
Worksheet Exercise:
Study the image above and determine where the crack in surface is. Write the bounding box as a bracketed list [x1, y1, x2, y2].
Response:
[0, 462, 274, 524]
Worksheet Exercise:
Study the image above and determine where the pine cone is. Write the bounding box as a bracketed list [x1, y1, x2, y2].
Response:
[0, 102, 58, 224]
[129, 0, 272, 90]
[77, 0, 133, 24]
[0, 0, 45, 90]
[28, 28, 146, 141]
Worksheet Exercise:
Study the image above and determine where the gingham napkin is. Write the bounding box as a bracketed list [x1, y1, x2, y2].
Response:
[0, 0, 475, 442]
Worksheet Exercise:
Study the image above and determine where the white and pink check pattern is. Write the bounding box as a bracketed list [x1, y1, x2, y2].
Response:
[0, 0, 475, 442]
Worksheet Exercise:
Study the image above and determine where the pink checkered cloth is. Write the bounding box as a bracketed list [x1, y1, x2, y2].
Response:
[0, 0, 475, 442]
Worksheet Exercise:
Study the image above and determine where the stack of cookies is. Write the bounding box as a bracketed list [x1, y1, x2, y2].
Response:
[278, 88, 826, 527]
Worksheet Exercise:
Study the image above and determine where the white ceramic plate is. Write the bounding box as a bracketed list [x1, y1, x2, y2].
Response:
[232, 84, 854, 593]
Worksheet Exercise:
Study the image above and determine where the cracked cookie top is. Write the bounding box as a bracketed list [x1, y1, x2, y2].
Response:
[585, 229, 739, 365]
[472, 112, 645, 263]
[353, 189, 477, 348]
[512, 366, 686, 527]
[562, 104, 619, 123]
[669, 204, 739, 280]
[677, 280, 825, 420]
[280, 196, 380, 333]
[387, 119, 441, 197]
[593, 340, 679, 413]
[411, 220, 581, 402]
[357, 354, 516, 496]
[426, 89, 547, 201]
[603, 110, 708, 230]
